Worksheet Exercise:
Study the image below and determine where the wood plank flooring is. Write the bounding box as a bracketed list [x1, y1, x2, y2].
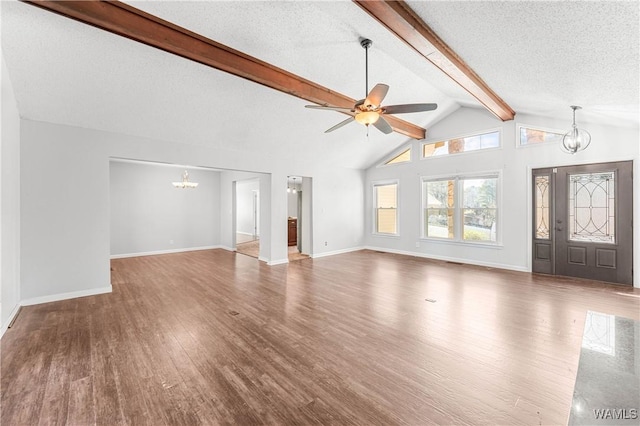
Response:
[2, 249, 639, 425]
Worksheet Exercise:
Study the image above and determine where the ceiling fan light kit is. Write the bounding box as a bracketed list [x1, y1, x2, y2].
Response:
[305, 38, 437, 136]
[355, 110, 380, 125]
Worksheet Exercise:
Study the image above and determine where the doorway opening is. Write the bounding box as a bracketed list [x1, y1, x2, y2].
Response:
[235, 178, 260, 259]
[287, 176, 312, 262]
[532, 161, 633, 285]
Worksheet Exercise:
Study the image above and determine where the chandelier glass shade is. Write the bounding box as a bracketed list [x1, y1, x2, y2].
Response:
[354, 110, 380, 126]
[561, 106, 591, 154]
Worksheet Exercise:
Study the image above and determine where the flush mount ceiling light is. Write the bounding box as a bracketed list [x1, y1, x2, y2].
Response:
[561, 105, 591, 154]
[172, 170, 198, 189]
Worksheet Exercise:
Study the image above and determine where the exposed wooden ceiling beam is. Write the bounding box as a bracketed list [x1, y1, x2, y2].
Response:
[21, 0, 426, 139]
[354, 0, 515, 121]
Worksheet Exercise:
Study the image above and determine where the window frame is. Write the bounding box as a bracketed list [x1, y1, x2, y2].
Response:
[516, 123, 566, 148]
[372, 179, 400, 237]
[420, 171, 502, 246]
[420, 128, 502, 160]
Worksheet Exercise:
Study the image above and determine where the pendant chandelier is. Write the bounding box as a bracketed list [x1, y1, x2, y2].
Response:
[561, 105, 591, 154]
[172, 170, 198, 189]
[287, 177, 298, 194]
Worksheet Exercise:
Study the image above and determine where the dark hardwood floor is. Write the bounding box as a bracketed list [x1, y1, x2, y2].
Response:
[2, 249, 639, 425]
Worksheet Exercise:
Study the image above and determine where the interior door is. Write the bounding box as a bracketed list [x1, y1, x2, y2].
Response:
[533, 161, 633, 285]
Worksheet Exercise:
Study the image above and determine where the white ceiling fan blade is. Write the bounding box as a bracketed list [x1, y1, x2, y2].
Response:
[305, 105, 354, 112]
[384, 103, 438, 114]
[372, 116, 393, 134]
[364, 83, 389, 108]
[325, 117, 354, 133]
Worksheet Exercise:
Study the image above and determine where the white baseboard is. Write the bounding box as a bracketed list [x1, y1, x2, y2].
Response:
[311, 246, 364, 259]
[110, 245, 222, 259]
[0, 304, 22, 339]
[363, 246, 529, 273]
[267, 258, 289, 266]
[220, 246, 236, 252]
[21, 285, 113, 307]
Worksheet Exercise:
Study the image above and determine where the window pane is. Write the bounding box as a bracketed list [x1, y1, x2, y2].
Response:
[376, 184, 397, 208]
[462, 177, 497, 242]
[569, 172, 615, 243]
[462, 178, 497, 208]
[375, 183, 397, 234]
[463, 208, 497, 241]
[385, 148, 411, 165]
[423, 131, 500, 158]
[480, 132, 500, 149]
[423, 180, 455, 239]
[422, 141, 447, 157]
[377, 208, 397, 234]
[425, 208, 455, 239]
[520, 126, 564, 145]
[535, 175, 550, 239]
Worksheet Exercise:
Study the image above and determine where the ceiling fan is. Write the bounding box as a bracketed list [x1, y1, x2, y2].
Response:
[305, 38, 437, 135]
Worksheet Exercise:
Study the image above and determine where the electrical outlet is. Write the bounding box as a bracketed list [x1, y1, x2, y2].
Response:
[415, 242, 420, 248]
[324, 241, 328, 246]
[169, 239, 174, 245]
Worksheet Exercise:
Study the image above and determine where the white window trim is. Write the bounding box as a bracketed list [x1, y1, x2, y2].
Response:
[516, 123, 566, 149]
[420, 127, 502, 160]
[372, 179, 400, 237]
[420, 171, 503, 246]
[378, 144, 413, 168]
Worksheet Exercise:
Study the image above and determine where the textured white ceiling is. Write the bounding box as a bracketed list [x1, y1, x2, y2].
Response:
[1, 1, 638, 171]
[407, 0, 640, 127]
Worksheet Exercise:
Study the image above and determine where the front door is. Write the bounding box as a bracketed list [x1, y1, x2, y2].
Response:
[532, 161, 633, 285]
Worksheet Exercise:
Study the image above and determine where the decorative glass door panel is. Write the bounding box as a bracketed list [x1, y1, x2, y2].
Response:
[568, 172, 615, 243]
[535, 175, 551, 240]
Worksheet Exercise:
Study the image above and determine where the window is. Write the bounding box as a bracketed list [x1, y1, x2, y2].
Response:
[422, 130, 500, 158]
[374, 182, 398, 235]
[422, 174, 499, 243]
[384, 148, 411, 165]
[518, 125, 564, 146]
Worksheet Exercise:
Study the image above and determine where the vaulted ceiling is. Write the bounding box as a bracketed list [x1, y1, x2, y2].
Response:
[2, 1, 638, 170]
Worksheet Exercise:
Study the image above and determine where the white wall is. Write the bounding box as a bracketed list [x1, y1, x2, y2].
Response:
[18, 118, 365, 301]
[236, 178, 259, 236]
[21, 122, 112, 303]
[364, 107, 640, 287]
[110, 161, 221, 256]
[313, 168, 365, 256]
[1, 51, 21, 331]
[287, 191, 298, 218]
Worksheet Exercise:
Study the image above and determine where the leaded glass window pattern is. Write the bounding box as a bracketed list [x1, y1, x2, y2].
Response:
[535, 176, 550, 239]
[569, 172, 615, 243]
